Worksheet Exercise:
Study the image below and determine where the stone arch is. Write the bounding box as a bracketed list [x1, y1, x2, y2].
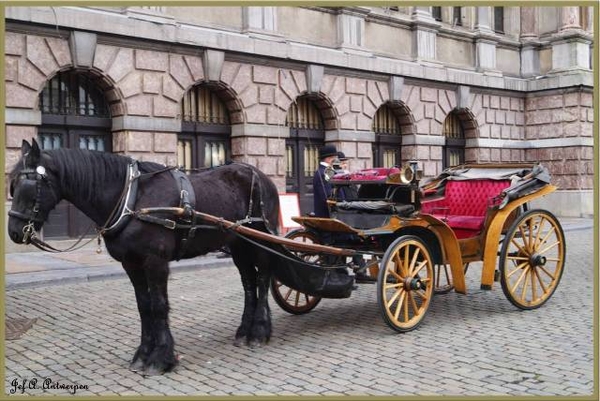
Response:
[278, 91, 338, 130]
[38, 66, 126, 118]
[180, 80, 244, 125]
[453, 107, 479, 138]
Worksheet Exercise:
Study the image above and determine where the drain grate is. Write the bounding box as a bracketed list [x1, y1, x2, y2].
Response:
[6, 317, 37, 340]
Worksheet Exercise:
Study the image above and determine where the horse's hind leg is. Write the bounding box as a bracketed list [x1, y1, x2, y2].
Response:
[123, 262, 153, 372]
[143, 256, 178, 375]
[249, 252, 272, 347]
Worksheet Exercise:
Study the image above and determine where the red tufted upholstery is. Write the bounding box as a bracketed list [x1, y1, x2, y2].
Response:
[421, 179, 511, 239]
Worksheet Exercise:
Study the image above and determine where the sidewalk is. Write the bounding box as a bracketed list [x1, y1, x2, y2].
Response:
[4, 217, 594, 290]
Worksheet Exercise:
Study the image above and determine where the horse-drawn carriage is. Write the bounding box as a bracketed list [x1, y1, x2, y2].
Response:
[8, 139, 565, 375]
[270, 162, 565, 332]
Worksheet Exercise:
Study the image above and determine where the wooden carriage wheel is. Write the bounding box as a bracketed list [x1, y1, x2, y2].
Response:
[499, 209, 565, 310]
[270, 230, 322, 315]
[377, 235, 434, 332]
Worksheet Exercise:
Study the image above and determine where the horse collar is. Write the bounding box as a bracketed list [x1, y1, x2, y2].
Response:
[100, 161, 140, 237]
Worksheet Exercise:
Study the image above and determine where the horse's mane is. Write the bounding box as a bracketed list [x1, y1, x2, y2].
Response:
[41, 148, 166, 202]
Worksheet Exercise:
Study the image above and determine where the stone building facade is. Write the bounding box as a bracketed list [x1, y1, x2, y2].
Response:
[4, 6, 595, 238]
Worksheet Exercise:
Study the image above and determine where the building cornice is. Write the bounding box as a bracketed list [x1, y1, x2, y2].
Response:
[5, 6, 594, 94]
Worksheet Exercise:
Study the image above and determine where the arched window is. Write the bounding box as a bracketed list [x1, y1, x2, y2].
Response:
[285, 96, 325, 214]
[178, 84, 231, 171]
[38, 70, 112, 238]
[443, 112, 465, 168]
[372, 104, 402, 168]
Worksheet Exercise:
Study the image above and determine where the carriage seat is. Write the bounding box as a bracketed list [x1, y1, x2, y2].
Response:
[421, 179, 511, 239]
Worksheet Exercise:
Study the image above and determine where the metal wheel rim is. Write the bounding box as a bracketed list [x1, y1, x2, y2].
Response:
[501, 211, 565, 309]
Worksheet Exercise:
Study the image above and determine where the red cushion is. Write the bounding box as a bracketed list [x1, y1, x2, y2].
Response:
[422, 179, 511, 238]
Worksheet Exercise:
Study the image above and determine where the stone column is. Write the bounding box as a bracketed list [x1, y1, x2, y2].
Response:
[337, 8, 367, 50]
[551, 6, 591, 72]
[520, 7, 540, 77]
[559, 6, 581, 31]
[411, 7, 439, 62]
[474, 7, 497, 72]
[519, 7, 538, 40]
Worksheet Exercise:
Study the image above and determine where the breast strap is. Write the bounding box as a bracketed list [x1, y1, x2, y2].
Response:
[170, 169, 197, 260]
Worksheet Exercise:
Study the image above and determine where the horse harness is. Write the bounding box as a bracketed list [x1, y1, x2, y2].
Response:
[10, 159, 268, 256]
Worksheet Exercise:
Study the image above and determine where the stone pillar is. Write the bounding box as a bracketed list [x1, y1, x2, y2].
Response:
[411, 7, 439, 62]
[474, 6, 493, 33]
[559, 6, 581, 31]
[243, 7, 277, 32]
[337, 9, 366, 49]
[519, 7, 538, 40]
[474, 7, 497, 72]
[550, 6, 591, 72]
[520, 7, 540, 77]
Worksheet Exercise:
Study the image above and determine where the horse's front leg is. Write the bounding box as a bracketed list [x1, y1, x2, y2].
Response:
[123, 262, 153, 372]
[143, 256, 178, 375]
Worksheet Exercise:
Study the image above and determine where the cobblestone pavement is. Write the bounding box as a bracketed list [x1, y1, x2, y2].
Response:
[4, 228, 595, 397]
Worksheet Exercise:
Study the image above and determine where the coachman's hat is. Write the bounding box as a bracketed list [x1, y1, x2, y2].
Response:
[337, 152, 348, 161]
[318, 145, 338, 160]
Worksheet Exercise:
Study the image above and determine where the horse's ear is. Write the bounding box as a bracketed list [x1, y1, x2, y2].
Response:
[21, 138, 41, 166]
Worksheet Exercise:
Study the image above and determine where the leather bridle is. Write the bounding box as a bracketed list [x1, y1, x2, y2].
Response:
[8, 165, 55, 244]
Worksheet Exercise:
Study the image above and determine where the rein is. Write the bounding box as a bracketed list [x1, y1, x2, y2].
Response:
[10, 162, 175, 254]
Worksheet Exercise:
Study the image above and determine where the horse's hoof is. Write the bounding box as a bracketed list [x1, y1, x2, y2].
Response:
[233, 337, 246, 347]
[129, 359, 145, 373]
[143, 365, 165, 376]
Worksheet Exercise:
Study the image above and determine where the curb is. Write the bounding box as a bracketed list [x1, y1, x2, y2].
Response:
[5, 256, 234, 290]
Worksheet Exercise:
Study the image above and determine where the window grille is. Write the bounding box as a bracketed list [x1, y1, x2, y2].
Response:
[181, 85, 230, 125]
[287, 98, 324, 130]
[443, 113, 465, 168]
[40, 71, 109, 117]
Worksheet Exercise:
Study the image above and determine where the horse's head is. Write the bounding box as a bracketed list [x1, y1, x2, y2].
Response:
[8, 139, 60, 244]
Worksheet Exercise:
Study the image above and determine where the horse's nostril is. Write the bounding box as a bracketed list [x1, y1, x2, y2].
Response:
[9, 231, 21, 243]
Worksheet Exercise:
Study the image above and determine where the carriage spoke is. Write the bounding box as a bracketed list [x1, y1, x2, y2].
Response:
[533, 267, 548, 294]
[530, 266, 537, 301]
[386, 288, 402, 309]
[409, 248, 421, 273]
[517, 225, 530, 251]
[506, 261, 529, 278]
[538, 225, 557, 249]
[409, 291, 419, 315]
[403, 292, 409, 322]
[520, 268, 530, 302]
[384, 282, 403, 290]
[510, 266, 530, 294]
[510, 237, 530, 257]
[388, 266, 403, 282]
[294, 290, 301, 307]
[413, 289, 428, 302]
[538, 265, 557, 281]
[393, 291, 406, 321]
[283, 287, 293, 301]
[537, 241, 561, 256]
[411, 260, 427, 277]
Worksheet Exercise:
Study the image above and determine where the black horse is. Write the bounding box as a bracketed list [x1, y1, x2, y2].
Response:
[8, 139, 280, 375]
